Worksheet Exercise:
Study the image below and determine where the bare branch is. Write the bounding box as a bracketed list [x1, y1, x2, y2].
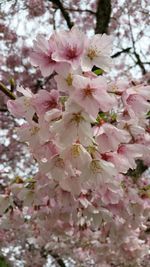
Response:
[41, 247, 66, 267]
[95, 0, 111, 34]
[128, 15, 147, 75]
[65, 8, 96, 15]
[50, 252, 66, 267]
[49, 0, 73, 29]
[0, 82, 16, 100]
[112, 47, 131, 58]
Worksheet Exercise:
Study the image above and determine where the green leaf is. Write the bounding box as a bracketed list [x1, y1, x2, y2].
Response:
[146, 110, 150, 119]
[93, 68, 104, 76]
[0, 256, 11, 267]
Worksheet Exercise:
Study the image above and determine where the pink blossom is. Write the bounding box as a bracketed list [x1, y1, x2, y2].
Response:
[52, 27, 86, 69]
[72, 75, 116, 117]
[81, 34, 113, 72]
[122, 92, 150, 118]
[55, 64, 81, 93]
[50, 101, 94, 147]
[30, 34, 59, 77]
[95, 123, 131, 153]
[32, 89, 60, 116]
[7, 85, 35, 122]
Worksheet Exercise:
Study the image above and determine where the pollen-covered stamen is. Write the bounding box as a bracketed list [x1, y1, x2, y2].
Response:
[71, 112, 84, 125]
[23, 98, 30, 107]
[90, 160, 102, 174]
[65, 73, 73, 86]
[87, 48, 98, 60]
[29, 126, 39, 136]
[54, 157, 65, 168]
[71, 144, 81, 158]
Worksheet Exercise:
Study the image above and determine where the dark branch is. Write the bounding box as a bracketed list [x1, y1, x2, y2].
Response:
[128, 15, 147, 75]
[112, 47, 131, 58]
[134, 51, 147, 75]
[95, 0, 111, 34]
[49, 0, 73, 29]
[41, 247, 66, 267]
[65, 8, 96, 15]
[0, 82, 16, 100]
[50, 252, 66, 267]
[0, 107, 8, 112]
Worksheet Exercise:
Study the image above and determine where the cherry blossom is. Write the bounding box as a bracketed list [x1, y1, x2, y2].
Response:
[81, 34, 113, 72]
[0, 26, 150, 267]
[30, 34, 59, 77]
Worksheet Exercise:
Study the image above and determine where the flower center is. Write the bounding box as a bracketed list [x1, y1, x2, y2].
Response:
[71, 144, 81, 158]
[71, 112, 84, 124]
[66, 46, 79, 60]
[65, 73, 73, 86]
[30, 126, 39, 136]
[87, 48, 97, 60]
[83, 84, 95, 97]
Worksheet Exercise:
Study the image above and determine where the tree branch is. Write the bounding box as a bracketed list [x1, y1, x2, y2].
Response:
[49, 0, 74, 29]
[50, 252, 66, 267]
[0, 82, 16, 100]
[65, 8, 96, 15]
[112, 47, 131, 58]
[128, 14, 147, 75]
[95, 0, 111, 34]
[41, 247, 66, 267]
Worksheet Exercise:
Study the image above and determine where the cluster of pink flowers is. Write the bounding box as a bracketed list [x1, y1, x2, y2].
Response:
[1, 27, 150, 266]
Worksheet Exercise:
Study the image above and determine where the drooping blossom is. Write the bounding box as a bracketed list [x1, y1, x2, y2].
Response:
[2, 26, 150, 267]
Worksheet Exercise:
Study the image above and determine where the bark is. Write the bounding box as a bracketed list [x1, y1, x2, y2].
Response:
[95, 0, 111, 34]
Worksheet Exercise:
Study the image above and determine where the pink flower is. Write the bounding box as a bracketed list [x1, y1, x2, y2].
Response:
[54, 64, 81, 93]
[32, 141, 59, 162]
[50, 101, 94, 147]
[108, 79, 129, 93]
[30, 34, 59, 77]
[71, 75, 116, 117]
[103, 152, 134, 173]
[62, 143, 91, 171]
[81, 158, 117, 189]
[126, 84, 150, 100]
[81, 34, 113, 72]
[100, 183, 123, 205]
[95, 123, 131, 153]
[32, 89, 60, 116]
[52, 27, 86, 69]
[122, 92, 150, 118]
[7, 85, 35, 122]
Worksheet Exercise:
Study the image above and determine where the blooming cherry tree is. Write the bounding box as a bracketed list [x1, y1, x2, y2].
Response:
[0, 26, 150, 267]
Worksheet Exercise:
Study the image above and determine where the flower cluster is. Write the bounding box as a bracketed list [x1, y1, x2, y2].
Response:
[1, 27, 150, 266]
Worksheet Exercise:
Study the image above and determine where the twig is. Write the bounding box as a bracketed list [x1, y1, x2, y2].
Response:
[112, 47, 131, 58]
[128, 14, 147, 75]
[0, 82, 16, 100]
[50, 252, 66, 267]
[41, 247, 66, 267]
[65, 8, 96, 15]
